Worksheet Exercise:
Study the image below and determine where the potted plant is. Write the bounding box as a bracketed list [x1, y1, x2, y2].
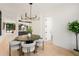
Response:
[68, 20, 79, 51]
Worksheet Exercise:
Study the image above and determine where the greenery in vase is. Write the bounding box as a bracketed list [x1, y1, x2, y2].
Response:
[27, 26, 32, 34]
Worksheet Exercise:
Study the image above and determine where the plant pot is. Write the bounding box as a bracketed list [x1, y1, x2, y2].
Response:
[74, 49, 79, 52]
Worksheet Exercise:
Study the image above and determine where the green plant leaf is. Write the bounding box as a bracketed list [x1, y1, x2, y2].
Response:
[68, 20, 79, 33]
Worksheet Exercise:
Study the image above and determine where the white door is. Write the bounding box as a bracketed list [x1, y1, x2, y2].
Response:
[44, 17, 53, 41]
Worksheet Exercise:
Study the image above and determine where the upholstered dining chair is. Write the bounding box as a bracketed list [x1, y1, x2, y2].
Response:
[35, 39, 44, 50]
[9, 41, 21, 56]
[21, 41, 36, 56]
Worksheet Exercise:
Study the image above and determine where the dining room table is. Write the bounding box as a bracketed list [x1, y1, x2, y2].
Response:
[15, 34, 41, 41]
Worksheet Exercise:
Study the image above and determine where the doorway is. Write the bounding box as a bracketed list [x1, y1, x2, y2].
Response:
[44, 17, 53, 41]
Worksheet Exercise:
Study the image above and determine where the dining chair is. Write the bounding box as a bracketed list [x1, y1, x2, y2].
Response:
[21, 41, 36, 56]
[9, 41, 21, 56]
[35, 39, 44, 50]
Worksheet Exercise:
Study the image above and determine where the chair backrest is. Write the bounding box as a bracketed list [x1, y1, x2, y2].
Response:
[9, 41, 21, 49]
[35, 39, 44, 46]
[10, 41, 20, 46]
[22, 41, 36, 52]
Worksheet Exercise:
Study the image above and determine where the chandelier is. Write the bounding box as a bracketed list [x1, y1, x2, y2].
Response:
[20, 3, 39, 22]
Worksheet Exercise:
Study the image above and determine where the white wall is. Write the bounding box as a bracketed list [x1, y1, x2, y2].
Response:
[35, 3, 79, 50]
[50, 4, 79, 50]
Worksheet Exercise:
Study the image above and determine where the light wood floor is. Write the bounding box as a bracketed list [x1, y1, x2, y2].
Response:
[0, 37, 79, 56]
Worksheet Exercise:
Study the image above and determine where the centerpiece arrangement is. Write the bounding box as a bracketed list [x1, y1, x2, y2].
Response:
[27, 26, 32, 39]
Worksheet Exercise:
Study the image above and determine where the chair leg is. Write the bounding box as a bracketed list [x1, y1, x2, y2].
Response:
[18, 49, 21, 56]
[9, 45, 11, 56]
[34, 42, 38, 54]
[42, 41, 44, 50]
[22, 52, 24, 56]
[27, 48, 30, 56]
[19, 43, 22, 56]
[33, 49, 36, 54]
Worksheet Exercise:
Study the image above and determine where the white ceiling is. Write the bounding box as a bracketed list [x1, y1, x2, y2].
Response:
[0, 3, 79, 20]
